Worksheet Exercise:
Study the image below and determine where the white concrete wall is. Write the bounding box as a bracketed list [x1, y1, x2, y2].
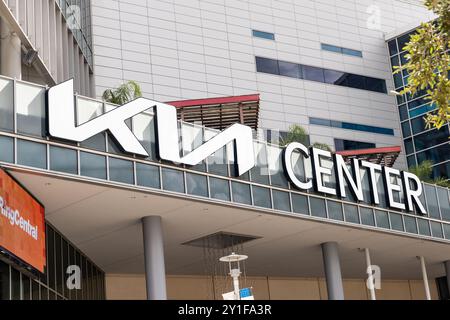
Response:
[91, 0, 434, 169]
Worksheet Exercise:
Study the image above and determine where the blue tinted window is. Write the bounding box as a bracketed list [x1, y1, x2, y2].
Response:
[80, 152, 106, 179]
[255, 57, 279, 74]
[50, 146, 77, 174]
[417, 143, 450, 164]
[210, 177, 230, 201]
[321, 43, 342, 53]
[252, 30, 275, 40]
[310, 117, 394, 136]
[0, 136, 13, 163]
[346, 74, 366, 89]
[404, 138, 414, 155]
[388, 40, 398, 56]
[109, 158, 134, 184]
[322, 44, 362, 57]
[278, 61, 301, 78]
[292, 193, 309, 215]
[401, 121, 411, 138]
[303, 65, 324, 82]
[399, 105, 408, 121]
[342, 48, 363, 57]
[365, 77, 387, 93]
[324, 70, 346, 85]
[409, 103, 436, 118]
[414, 127, 449, 151]
[136, 163, 160, 189]
[17, 140, 47, 169]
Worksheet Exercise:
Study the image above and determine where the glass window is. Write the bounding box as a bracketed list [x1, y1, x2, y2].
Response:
[417, 219, 431, 236]
[0, 261, 9, 300]
[136, 163, 160, 189]
[0, 135, 13, 163]
[17, 140, 47, 169]
[399, 104, 408, 121]
[55, 233, 63, 295]
[404, 138, 414, 155]
[431, 222, 443, 238]
[401, 121, 411, 138]
[414, 127, 449, 151]
[437, 188, 450, 221]
[375, 210, 390, 229]
[278, 61, 301, 78]
[409, 103, 436, 118]
[360, 207, 375, 226]
[310, 197, 326, 218]
[231, 182, 251, 205]
[205, 128, 229, 177]
[109, 158, 134, 184]
[133, 113, 156, 160]
[186, 173, 208, 197]
[365, 77, 387, 93]
[324, 70, 347, 85]
[404, 216, 418, 234]
[252, 186, 271, 208]
[407, 155, 417, 168]
[251, 142, 269, 184]
[11, 268, 20, 300]
[77, 98, 106, 151]
[182, 123, 206, 172]
[417, 143, 450, 165]
[31, 281, 39, 300]
[321, 43, 342, 53]
[50, 146, 78, 174]
[80, 152, 106, 180]
[344, 204, 359, 224]
[334, 139, 375, 151]
[342, 48, 363, 57]
[443, 224, 450, 240]
[273, 190, 290, 211]
[16, 83, 46, 137]
[209, 177, 230, 201]
[389, 213, 404, 231]
[346, 74, 366, 89]
[162, 168, 185, 193]
[303, 65, 324, 82]
[388, 40, 398, 56]
[292, 193, 309, 215]
[255, 57, 279, 74]
[22, 274, 31, 300]
[410, 116, 426, 135]
[0, 78, 13, 132]
[252, 30, 275, 40]
[327, 201, 344, 221]
[424, 184, 440, 219]
[266, 145, 288, 187]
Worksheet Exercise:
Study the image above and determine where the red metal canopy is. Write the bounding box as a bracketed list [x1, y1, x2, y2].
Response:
[336, 146, 402, 167]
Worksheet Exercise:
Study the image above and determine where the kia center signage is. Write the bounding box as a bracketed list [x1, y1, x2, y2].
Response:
[0, 169, 46, 273]
[47, 80, 427, 216]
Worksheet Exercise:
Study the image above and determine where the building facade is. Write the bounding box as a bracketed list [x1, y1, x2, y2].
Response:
[0, 0, 450, 301]
[386, 28, 450, 179]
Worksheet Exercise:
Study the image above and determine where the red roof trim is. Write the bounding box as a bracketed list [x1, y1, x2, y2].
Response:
[336, 146, 402, 157]
[167, 94, 260, 108]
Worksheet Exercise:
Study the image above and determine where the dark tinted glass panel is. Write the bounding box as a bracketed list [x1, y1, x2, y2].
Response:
[186, 173, 208, 197]
[0, 261, 9, 300]
[346, 74, 366, 89]
[11, 268, 20, 300]
[404, 138, 414, 155]
[255, 57, 279, 74]
[407, 155, 417, 168]
[80, 133, 106, 152]
[443, 224, 450, 240]
[417, 143, 450, 164]
[410, 116, 426, 135]
[50, 146, 78, 174]
[0, 135, 13, 163]
[360, 207, 375, 226]
[417, 219, 431, 236]
[252, 186, 271, 208]
[136, 163, 160, 189]
[31, 281, 39, 300]
[399, 104, 408, 121]
[365, 77, 387, 93]
[409, 103, 436, 118]
[292, 193, 309, 215]
[432, 162, 450, 179]
[17, 140, 47, 169]
[424, 184, 440, 219]
[327, 201, 343, 221]
[80, 152, 106, 179]
[321, 43, 342, 53]
[310, 197, 326, 218]
[401, 121, 411, 138]
[404, 216, 418, 234]
[375, 210, 390, 229]
[344, 204, 359, 223]
[303, 65, 324, 82]
[278, 61, 300, 78]
[388, 40, 398, 55]
[55, 233, 63, 294]
[390, 55, 400, 68]
[162, 168, 184, 193]
[437, 188, 450, 221]
[335, 139, 375, 151]
[431, 222, 443, 238]
[324, 70, 347, 85]
[272, 190, 290, 211]
[209, 177, 230, 201]
[109, 158, 134, 184]
[231, 182, 251, 205]
[22, 275, 31, 300]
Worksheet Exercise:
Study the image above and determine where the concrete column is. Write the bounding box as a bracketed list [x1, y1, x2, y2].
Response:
[445, 261, 450, 296]
[321, 242, 345, 300]
[364, 248, 376, 300]
[0, 18, 22, 79]
[142, 216, 167, 300]
[419, 256, 431, 300]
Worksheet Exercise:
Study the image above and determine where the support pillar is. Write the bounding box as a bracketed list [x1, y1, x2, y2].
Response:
[419, 256, 431, 300]
[0, 18, 21, 79]
[321, 242, 345, 300]
[142, 216, 167, 300]
[364, 248, 376, 300]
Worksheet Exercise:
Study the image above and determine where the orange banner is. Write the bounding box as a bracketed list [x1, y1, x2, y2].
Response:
[0, 169, 46, 273]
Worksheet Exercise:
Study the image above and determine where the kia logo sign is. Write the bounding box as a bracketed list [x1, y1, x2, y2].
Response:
[47, 80, 426, 215]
